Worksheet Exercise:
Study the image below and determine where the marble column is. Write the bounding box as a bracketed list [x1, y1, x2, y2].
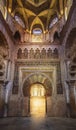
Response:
[65, 81, 71, 117]
[73, 82, 76, 105]
[65, 81, 70, 103]
[3, 83, 7, 117]
[7, 60, 12, 81]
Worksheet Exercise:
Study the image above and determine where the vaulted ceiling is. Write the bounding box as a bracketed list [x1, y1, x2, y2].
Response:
[7, 0, 66, 32]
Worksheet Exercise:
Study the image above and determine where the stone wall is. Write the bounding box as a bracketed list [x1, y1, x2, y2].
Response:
[8, 94, 66, 117]
[60, 2, 76, 117]
[47, 96, 66, 117]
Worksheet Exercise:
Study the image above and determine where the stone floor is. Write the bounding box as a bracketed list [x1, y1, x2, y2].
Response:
[0, 117, 76, 130]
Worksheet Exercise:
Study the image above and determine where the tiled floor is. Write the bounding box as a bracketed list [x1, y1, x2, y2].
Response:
[0, 117, 76, 130]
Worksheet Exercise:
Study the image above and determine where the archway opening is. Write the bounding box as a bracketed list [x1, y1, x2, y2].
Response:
[30, 83, 46, 117]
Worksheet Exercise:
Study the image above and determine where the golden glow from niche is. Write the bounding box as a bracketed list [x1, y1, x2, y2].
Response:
[30, 83, 45, 97]
[32, 34, 43, 42]
[30, 83, 46, 117]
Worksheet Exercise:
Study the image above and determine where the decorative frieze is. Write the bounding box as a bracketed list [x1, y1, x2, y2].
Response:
[17, 48, 59, 59]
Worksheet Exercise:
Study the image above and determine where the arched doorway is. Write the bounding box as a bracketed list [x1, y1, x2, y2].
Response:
[22, 73, 52, 117]
[30, 83, 46, 117]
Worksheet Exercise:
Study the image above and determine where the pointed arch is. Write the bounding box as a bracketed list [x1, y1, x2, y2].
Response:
[30, 16, 44, 32]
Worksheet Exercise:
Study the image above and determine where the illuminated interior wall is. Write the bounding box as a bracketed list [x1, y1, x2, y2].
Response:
[30, 97, 46, 117]
[30, 83, 46, 116]
[30, 84, 45, 97]
[32, 34, 43, 42]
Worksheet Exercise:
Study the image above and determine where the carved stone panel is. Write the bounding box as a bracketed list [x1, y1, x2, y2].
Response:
[13, 60, 63, 95]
